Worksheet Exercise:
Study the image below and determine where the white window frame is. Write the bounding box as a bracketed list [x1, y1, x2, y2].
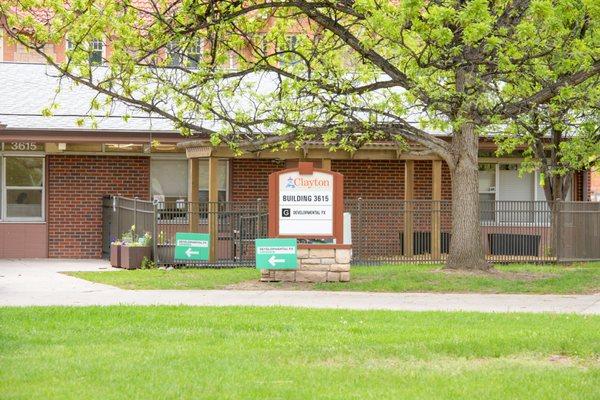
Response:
[66, 38, 106, 65]
[1, 154, 45, 222]
[167, 39, 204, 68]
[151, 156, 189, 224]
[149, 156, 231, 197]
[89, 39, 105, 64]
[478, 163, 497, 198]
[279, 34, 300, 67]
[188, 40, 203, 67]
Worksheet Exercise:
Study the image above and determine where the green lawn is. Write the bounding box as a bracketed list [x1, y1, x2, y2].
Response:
[1, 307, 599, 399]
[319, 262, 600, 294]
[67, 262, 600, 294]
[68, 267, 260, 290]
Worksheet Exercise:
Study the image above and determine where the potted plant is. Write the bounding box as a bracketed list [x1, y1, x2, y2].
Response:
[110, 239, 122, 268]
[121, 229, 152, 270]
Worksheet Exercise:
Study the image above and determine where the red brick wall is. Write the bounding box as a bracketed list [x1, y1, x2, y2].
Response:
[333, 159, 452, 200]
[332, 160, 405, 199]
[230, 159, 282, 201]
[230, 158, 453, 201]
[332, 160, 453, 255]
[2, 29, 66, 63]
[47, 155, 150, 258]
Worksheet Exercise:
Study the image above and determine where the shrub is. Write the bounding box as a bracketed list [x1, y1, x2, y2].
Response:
[141, 256, 157, 270]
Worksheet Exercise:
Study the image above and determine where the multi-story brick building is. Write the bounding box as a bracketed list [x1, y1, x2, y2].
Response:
[0, 36, 593, 259]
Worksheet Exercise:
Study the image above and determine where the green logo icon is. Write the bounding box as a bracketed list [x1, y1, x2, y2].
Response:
[174, 233, 210, 261]
[255, 238, 298, 270]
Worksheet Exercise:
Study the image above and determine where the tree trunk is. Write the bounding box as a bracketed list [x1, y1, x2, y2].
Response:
[445, 123, 490, 270]
[544, 173, 571, 258]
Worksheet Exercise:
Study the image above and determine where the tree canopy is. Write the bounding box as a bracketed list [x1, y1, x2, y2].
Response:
[2, 0, 597, 157]
[496, 80, 599, 202]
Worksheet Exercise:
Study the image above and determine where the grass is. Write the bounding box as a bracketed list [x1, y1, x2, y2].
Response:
[1, 307, 599, 399]
[67, 262, 600, 294]
[318, 262, 600, 294]
[68, 267, 260, 290]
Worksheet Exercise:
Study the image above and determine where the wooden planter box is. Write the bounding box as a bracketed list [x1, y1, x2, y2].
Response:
[121, 246, 152, 270]
[110, 244, 122, 268]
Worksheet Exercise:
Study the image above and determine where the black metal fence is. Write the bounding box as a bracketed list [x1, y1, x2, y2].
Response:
[103, 196, 267, 267]
[154, 200, 267, 266]
[347, 200, 557, 264]
[103, 196, 600, 266]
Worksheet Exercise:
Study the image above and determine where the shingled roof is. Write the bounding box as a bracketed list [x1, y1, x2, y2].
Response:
[0, 62, 176, 132]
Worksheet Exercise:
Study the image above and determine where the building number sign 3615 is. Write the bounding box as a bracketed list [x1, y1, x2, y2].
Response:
[9, 142, 38, 151]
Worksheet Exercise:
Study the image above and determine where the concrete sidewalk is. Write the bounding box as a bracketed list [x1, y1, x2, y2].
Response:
[0, 259, 599, 314]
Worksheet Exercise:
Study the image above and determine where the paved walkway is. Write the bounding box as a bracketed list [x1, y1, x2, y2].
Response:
[0, 259, 598, 314]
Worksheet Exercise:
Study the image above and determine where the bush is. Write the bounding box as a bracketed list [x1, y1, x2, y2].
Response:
[141, 257, 157, 270]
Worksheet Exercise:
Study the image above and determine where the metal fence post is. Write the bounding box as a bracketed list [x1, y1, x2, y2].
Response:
[357, 197, 363, 262]
[152, 201, 158, 263]
[115, 196, 121, 241]
[256, 198, 262, 238]
[133, 197, 138, 238]
[555, 200, 562, 262]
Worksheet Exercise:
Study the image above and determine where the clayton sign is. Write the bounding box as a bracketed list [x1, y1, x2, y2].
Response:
[268, 162, 343, 241]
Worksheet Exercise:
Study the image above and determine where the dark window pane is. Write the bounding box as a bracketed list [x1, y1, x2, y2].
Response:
[7, 189, 42, 218]
[89, 40, 103, 64]
[89, 51, 103, 64]
[167, 42, 182, 66]
[198, 190, 227, 202]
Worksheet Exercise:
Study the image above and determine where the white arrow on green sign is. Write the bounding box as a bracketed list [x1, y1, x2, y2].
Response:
[255, 238, 297, 270]
[174, 232, 210, 261]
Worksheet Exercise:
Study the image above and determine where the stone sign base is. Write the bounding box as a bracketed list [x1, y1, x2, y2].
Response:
[260, 245, 351, 283]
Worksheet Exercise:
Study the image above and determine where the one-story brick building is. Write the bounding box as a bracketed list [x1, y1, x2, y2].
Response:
[0, 63, 593, 259]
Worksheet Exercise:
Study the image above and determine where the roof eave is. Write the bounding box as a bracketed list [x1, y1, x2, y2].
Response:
[0, 128, 197, 144]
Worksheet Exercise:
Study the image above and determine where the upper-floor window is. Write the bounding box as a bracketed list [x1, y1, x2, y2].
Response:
[279, 35, 300, 67]
[167, 40, 203, 68]
[66, 39, 105, 65]
[89, 39, 104, 64]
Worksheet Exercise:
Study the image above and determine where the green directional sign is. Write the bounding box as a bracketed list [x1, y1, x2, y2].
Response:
[174, 232, 210, 261]
[255, 238, 298, 270]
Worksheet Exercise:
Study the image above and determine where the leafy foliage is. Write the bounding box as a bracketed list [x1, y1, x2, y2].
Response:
[1, 0, 598, 161]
